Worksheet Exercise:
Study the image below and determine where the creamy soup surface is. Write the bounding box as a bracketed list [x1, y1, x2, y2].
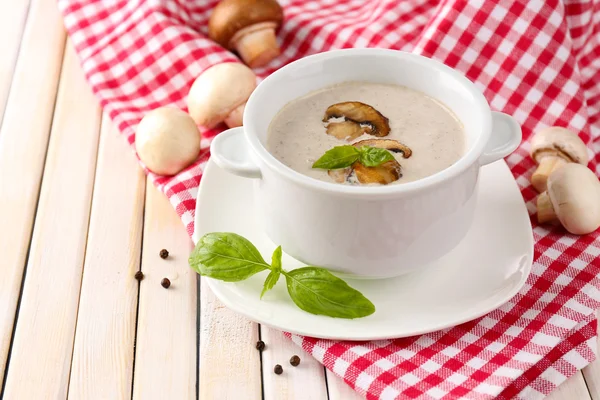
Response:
[266, 81, 465, 185]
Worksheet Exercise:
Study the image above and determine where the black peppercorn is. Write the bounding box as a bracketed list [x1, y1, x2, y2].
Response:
[290, 355, 300, 366]
[159, 249, 169, 259]
[134, 271, 144, 281]
[161, 278, 171, 288]
[256, 340, 265, 351]
[274, 364, 283, 375]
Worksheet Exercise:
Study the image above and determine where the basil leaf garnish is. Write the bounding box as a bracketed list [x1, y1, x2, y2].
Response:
[260, 270, 281, 299]
[358, 146, 395, 167]
[312, 145, 359, 169]
[190, 233, 376, 319]
[313, 145, 396, 171]
[271, 245, 282, 271]
[189, 232, 268, 282]
[260, 246, 283, 298]
[284, 267, 375, 319]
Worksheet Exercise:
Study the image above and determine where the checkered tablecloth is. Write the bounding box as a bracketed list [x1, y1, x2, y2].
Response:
[58, 0, 600, 398]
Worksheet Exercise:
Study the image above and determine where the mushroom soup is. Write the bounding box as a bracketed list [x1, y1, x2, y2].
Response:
[266, 81, 466, 185]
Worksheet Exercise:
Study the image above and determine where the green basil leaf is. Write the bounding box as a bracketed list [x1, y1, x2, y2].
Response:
[271, 246, 282, 271]
[260, 246, 283, 298]
[260, 269, 281, 299]
[189, 232, 269, 282]
[284, 267, 375, 319]
[312, 146, 360, 170]
[358, 146, 396, 167]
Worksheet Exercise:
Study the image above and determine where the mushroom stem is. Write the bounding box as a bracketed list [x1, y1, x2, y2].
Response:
[532, 157, 566, 192]
[231, 22, 280, 68]
[224, 102, 246, 128]
[537, 191, 558, 224]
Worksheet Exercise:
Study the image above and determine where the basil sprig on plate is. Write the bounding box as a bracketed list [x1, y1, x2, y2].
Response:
[189, 232, 375, 319]
[312, 145, 395, 170]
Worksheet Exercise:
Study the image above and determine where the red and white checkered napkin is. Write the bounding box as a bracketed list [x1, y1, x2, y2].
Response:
[59, 0, 600, 398]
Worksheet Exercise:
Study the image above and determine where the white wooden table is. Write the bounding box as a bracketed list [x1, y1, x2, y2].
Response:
[0, 1, 598, 398]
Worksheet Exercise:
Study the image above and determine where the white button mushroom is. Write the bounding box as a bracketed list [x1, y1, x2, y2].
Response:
[537, 163, 600, 235]
[186, 63, 257, 129]
[135, 107, 201, 176]
[208, 0, 284, 68]
[530, 127, 588, 192]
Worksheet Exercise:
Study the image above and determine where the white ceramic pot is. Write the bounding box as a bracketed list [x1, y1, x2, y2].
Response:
[210, 48, 521, 279]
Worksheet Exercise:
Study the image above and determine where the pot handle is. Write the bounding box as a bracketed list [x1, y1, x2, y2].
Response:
[210, 127, 262, 179]
[479, 112, 522, 166]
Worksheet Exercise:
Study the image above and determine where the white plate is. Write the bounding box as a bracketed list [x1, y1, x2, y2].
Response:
[193, 160, 533, 340]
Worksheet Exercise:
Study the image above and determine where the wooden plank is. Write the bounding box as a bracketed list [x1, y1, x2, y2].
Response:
[2, 42, 101, 398]
[0, 0, 66, 387]
[548, 372, 591, 400]
[0, 0, 31, 122]
[327, 371, 363, 400]
[67, 115, 145, 399]
[584, 359, 600, 400]
[261, 327, 328, 400]
[132, 183, 197, 400]
[199, 279, 262, 399]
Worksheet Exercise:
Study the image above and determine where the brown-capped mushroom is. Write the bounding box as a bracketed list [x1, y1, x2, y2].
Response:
[537, 163, 600, 235]
[323, 102, 390, 140]
[354, 160, 401, 185]
[351, 139, 408, 184]
[187, 63, 256, 128]
[208, 0, 284, 68]
[135, 107, 201, 176]
[325, 139, 409, 185]
[530, 127, 588, 192]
